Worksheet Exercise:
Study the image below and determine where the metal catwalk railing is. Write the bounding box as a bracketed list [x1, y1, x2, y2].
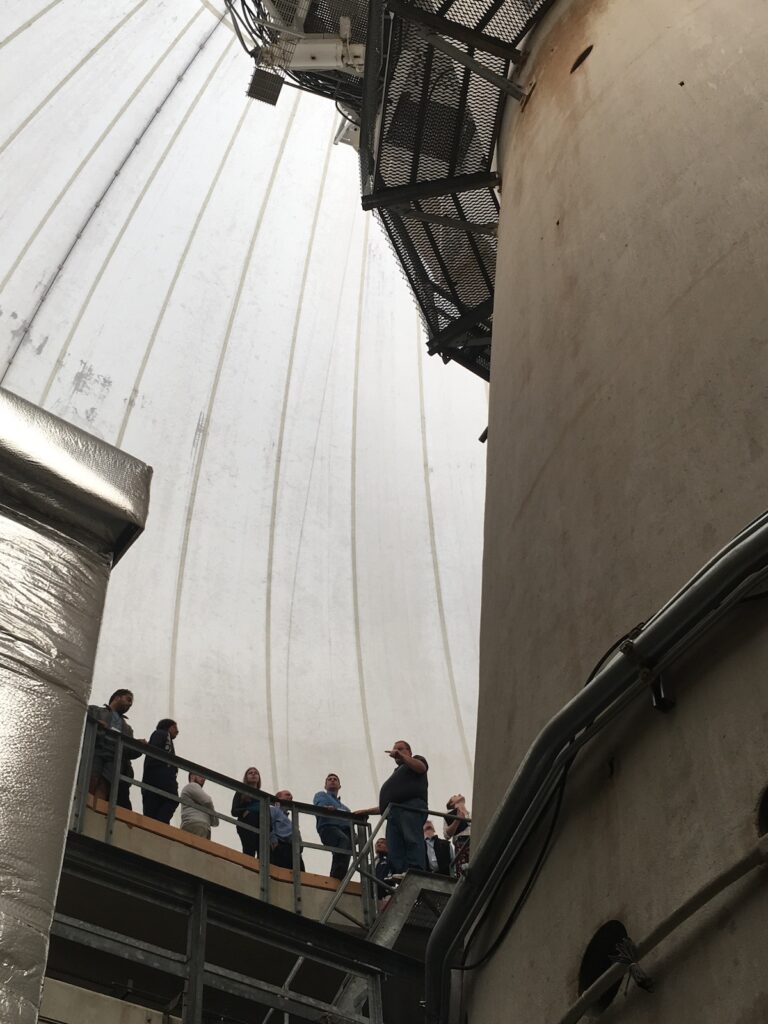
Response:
[358, 0, 562, 380]
[68, 722, 461, 1022]
[224, 0, 564, 380]
[71, 719, 467, 923]
[71, 716, 379, 924]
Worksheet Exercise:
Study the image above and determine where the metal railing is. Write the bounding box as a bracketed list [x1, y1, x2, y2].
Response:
[71, 717, 377, 924]
[357, 0, 562, 380]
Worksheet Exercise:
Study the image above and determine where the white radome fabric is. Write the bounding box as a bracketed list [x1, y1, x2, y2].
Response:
[0, 0, 486, 863]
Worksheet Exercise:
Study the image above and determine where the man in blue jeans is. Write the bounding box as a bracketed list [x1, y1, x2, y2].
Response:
[313, 773, 353, 880]
[356, 740, 428, 874]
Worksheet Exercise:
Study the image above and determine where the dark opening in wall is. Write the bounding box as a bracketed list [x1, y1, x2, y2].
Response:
[757, 787, 768, 836]
[578, 920, 628, 1013]
[571, 45, 594, 73]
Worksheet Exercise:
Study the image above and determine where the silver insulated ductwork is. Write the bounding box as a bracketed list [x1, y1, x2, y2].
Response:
[0, 388, 151, 1023]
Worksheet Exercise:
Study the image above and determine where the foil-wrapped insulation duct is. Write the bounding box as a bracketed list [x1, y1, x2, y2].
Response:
[0, 388, 151, 1023]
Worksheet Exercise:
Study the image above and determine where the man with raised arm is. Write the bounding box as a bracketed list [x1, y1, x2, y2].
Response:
[355, 740, 428, 874]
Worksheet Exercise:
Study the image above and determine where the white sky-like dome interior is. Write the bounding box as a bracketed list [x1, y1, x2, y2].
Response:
[0, 0, 486, 861]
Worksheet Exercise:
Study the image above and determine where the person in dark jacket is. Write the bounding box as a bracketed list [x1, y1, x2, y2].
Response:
[355, 740, 429, 873]
[423, 820, 451, 875]
[142, 719, 180, 824]
[232, 766, 263, 857]
[87, 690, 144, 810]
[374, 837, 392, 904]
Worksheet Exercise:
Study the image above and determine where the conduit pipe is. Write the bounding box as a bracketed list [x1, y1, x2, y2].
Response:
[557, 832, 768, 1024]
[0, 388, 151, 1024]
[424, 508, 768, 1024]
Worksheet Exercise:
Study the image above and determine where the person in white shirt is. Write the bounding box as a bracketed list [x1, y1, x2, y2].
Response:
[180, 773, 219, 840]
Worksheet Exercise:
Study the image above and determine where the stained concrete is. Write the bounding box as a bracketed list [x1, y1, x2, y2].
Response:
[470, 0, 768, 1020]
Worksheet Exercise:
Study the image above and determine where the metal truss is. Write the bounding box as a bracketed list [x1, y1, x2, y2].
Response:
[54, 833, 422, 1024]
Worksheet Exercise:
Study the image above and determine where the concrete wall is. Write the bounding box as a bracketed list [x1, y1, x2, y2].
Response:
[470, 0, 768, 1021]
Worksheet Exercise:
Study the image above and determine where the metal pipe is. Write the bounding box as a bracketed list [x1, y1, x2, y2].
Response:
[425, 508, 768, 1023]
[0, 388, 150, 1024]
[557, 834, 768, 1024]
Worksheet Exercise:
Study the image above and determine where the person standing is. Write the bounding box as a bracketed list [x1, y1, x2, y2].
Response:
[423, 820, 451, 875]
[270, 790, 305, 871]
[444, 794, 471, 874]
[180, 773, 219, 840]
[313, 773, 353, 880]
[356, 740, 429, 874]
[87, 689, 144, 810]
[232, 766, 263, 857]
[142, 719, 179, 824]
[374, 837, 392, 904]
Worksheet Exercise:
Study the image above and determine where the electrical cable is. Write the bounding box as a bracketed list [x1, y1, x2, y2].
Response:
[336, 101, 361, 126]
[456, 624, 645, 974]
[459, 761, 570, 971]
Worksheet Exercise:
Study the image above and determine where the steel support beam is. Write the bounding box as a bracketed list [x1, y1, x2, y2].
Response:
[427, 298, 494, 353]
[51, 914, 188, 978]
[60, 834, 422, 982]
[361, 171, 500, 211]
[422, 30, 527, 101]
[395, 207, 497, 236]
[203, 963, 370, 1024]
[386, 0, 524, 63]
[183, 884, 206, 1024]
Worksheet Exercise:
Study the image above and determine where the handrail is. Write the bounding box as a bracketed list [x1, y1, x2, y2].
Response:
[73, 721, 374, 912]
[260, 805, 393, 1024]
[425, 508, 768, 1023]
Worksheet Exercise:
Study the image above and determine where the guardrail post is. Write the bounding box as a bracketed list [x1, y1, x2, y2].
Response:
[357, 822, 375, 929]
[183, 883, 207, 1024]
[259, 793, 271, 902]
[71, 718, 96, 834]
[105, 732, 122, 845]
[292, 806, 302, 916]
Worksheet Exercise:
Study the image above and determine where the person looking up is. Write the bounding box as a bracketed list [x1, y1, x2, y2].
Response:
[313, 773, 353, 881]
[232, 766, 263, 857]
[270, 790, 305, 872]
[87, 689, 145, 810]
[355, 740, 428, 874]
[142, 719, 179, 824]
[423, 819, 451, 875]
[180, 773, 219, 840]
[444, 794, 471, 874]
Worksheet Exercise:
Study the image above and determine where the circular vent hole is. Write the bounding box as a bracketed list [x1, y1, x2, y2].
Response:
[757, 787, 768, 836]
[578, 919, 628, 1014]
[571, 45, 594, 74]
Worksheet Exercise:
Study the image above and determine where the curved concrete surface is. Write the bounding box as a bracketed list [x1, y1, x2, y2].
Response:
[471, 1, 768, 1021]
